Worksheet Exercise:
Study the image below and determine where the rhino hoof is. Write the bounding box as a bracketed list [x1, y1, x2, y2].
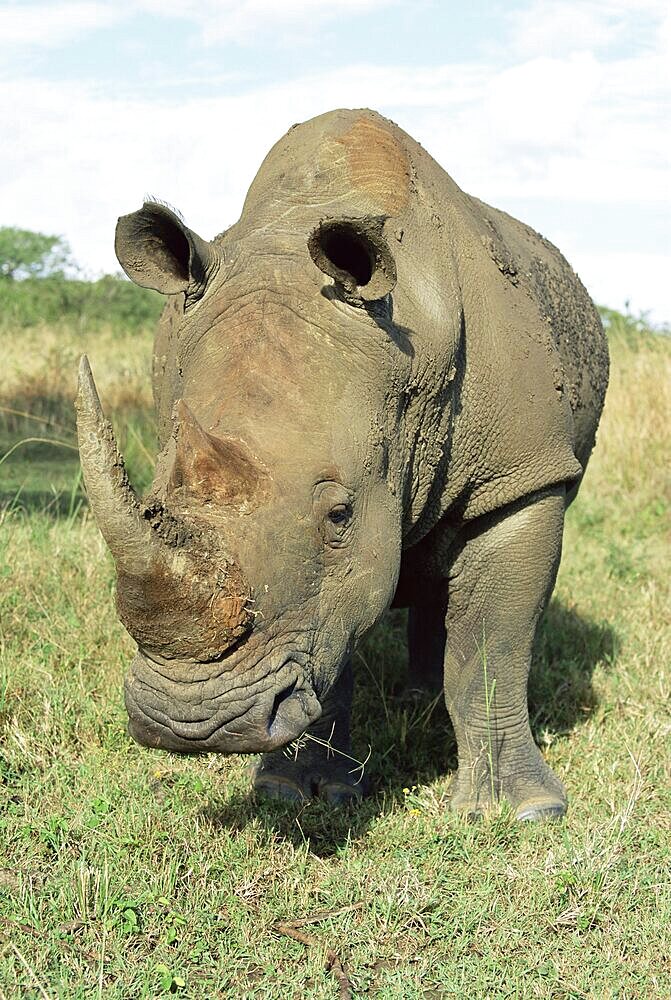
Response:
[515, 801, 567, 822]
[253, 776, 305, 802]
[450, 796, 566, 824]
[252, 760, 365, 806]
[318, 780, 364, 806]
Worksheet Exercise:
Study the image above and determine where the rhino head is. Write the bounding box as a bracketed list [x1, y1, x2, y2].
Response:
[77, 199, 407, 756]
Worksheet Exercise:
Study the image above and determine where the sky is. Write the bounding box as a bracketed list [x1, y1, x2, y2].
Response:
[1, 0, 669, 323]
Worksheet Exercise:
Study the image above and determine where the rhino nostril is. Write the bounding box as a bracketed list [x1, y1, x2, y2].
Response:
[268, 678, 298, 731]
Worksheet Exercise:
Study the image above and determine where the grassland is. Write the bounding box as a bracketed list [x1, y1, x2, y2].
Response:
[0, 305, 669, 998]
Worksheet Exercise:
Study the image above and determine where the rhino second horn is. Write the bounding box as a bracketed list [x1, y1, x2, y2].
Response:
[76, 355, 160, 577]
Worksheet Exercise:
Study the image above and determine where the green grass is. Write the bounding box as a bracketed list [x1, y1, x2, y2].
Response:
[0, 309, 669, 997]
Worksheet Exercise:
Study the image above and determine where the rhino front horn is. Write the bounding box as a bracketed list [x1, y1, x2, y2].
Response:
[76, 355, 160, 577]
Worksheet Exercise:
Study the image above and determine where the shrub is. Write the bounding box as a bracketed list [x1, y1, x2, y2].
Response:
[0, 273, 163, 334]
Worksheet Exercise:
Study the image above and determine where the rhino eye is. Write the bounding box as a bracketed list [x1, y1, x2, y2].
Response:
[328, 504, 350, 526]
[323, 502, 352, 548]
[313, 482, 353, 547]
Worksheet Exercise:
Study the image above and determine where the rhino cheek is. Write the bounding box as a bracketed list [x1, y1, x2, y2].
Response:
[328, 494, 402, 643]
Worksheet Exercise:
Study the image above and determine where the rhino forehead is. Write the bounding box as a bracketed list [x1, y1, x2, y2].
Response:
[238, 109, 412, 222]
[329, 114, 412, 215]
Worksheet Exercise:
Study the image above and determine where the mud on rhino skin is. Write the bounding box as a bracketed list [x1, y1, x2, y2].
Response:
[76, 108, 609, 821]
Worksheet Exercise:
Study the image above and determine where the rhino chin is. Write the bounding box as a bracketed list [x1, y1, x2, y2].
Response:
[124, 655, 322, 755]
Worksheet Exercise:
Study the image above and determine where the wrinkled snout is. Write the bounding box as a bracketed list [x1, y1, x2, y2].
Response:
[124, 652, 322, 755]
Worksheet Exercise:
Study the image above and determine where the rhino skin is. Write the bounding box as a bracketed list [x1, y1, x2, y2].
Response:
[77, 108, 608, 820]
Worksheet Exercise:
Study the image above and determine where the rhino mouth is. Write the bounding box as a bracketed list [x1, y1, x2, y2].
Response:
[124, 651, 322, 754]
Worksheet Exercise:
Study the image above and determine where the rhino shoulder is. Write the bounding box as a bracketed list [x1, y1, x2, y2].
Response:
[473, 199, 609, 472]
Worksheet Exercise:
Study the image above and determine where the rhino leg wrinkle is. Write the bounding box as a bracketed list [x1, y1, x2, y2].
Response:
[76, 109, 608, 820]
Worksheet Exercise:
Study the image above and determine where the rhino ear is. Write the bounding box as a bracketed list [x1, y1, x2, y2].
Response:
[115, 202, 216, 300]
[308, 217, 397, 302]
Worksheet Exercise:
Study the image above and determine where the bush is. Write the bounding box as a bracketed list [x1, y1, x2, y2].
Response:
[0, 227, 73, 280]
[0, 273, 163, 334]
[599, 305, 670, 348]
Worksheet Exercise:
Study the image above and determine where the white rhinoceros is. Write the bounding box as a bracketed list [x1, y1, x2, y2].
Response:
[77, 109, 608, 820]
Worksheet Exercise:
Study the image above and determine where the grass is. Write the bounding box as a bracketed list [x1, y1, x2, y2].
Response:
[0, 307, 670, 998]
[0, 321, 156, 510]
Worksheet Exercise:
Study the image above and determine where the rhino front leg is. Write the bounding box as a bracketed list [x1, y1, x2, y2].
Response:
[443, 487, 567, 821]
[253, 660, 363, 805]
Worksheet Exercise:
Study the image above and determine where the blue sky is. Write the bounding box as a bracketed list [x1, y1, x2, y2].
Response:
[1, 0, 669, 321]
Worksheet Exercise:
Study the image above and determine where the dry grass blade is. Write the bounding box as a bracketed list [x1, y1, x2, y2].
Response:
[284, 722, 372, 784]
[0, 916, 42, 940]
[0, 436, 79, 470]
[274, 921, 352, 999]
[0, 405, 73, 433]
[325, 948, 352, 1000]
[278, 902, 364, 929]
[4, 942, 52, 1000]
[273, 903, 361, 998]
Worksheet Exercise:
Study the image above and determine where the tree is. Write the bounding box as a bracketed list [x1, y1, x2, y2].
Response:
[0, 227, 74, 280]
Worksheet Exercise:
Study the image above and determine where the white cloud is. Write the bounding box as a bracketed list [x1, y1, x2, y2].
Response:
[0, 2, 120, 49]
[0, 2, 668, 319]
[485, 54, 602, 151]
[0, 0, 400, 58]
[503, 0, 669, 58]
[0, 63, 491, 277]
[130, 0, 400, 45]
[568, 251, 671, 325]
